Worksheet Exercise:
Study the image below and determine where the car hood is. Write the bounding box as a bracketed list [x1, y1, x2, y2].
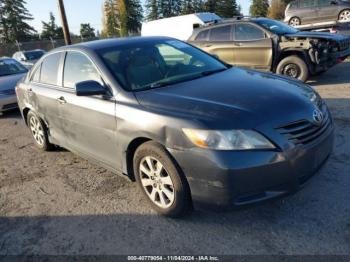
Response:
[285, 31, 347, 41]
[135, 68, 319, 130]
[0, 73, 26, 92]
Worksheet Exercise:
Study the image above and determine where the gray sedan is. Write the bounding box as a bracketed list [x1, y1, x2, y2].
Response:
[15, 37, 334, 217]
[0, 58, 27, 113]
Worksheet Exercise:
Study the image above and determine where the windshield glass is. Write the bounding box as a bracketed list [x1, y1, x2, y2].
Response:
[24, 50, 45, 61]
[97, 39, 228, 91]
[0, 59, 28, 77]
[255, 19, 299, 35]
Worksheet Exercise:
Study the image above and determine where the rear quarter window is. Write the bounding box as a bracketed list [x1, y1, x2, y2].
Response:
[195, 30, 209, 41]
[40, 52, 62, 86]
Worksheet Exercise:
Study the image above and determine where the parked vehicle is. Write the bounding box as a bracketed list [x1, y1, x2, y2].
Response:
[13, 49, 46, 68]
[141, 12, 221, 41]
[188, 17, 350, 81]
[16, 37, 334, 217]
[285, 0, 350, 26]
[294, 20, 350, 36]
[0, 58, 28, 113]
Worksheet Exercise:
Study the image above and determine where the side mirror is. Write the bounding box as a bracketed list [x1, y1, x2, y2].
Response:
[330, 0, 337, 5]
[75, 80, 106, 96]
[20, 58, 25, 61]
[211, 54, 220, 59]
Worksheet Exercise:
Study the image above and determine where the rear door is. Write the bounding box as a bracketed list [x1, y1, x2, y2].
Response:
[197, 25, 235, 64]
[59, 51, 118, 169]
[27, 52, 66, 144]
[232, 23, 273, 71]
[299, 0, 318, 23]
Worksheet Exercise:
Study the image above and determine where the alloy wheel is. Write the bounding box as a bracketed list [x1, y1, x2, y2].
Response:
[139, 156, 175, 209]
[29, 116, 45, 146]
[339, 10, 350, 22]
[283, 63, 301, 79]
[289, 17, 300, 27]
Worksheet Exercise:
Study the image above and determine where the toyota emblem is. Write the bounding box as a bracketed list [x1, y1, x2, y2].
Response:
[313, 109, 324, 125]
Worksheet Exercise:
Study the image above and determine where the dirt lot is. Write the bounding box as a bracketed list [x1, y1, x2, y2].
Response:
[0, 62, 350, 255]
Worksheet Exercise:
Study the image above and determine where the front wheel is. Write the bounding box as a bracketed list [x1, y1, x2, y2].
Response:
[133, 141, 192, 217]
[276, 55, 309, 82]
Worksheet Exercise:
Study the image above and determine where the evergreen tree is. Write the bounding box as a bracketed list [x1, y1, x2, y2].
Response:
[127, 0, 143, 34]
[145, 0, 160, 21]
[181, 0, 205, 14]
[159, 0, 183, 18]
[216, 0, 241, 18]
[102, 0, 120, 37]
[80, 23, 96, 38]
[250, 0, 269, 17]
[41, 12, 64, 40]
[0, 0, 36, 43]
[205, 0, 217, 13]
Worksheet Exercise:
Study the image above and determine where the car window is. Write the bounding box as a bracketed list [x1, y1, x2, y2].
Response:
[195, 30, 209, 41]
[300, 0, 316, 8]
[31, 64, 41, 82]
[209, 25, 232, 41]
[318, 0, 331, 7]
[63, 52, 102, 89]
[40, 53, 62, 85]
[97, 39, 227, 91]
[234, 24, 265, 41]
[290, 1, 299, 8]
[0, 59, 27, 77]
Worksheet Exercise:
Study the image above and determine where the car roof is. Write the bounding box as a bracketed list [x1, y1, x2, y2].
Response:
[54, 36, 174, 52]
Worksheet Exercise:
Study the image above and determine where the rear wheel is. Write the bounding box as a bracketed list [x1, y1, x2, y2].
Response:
[339, 9, 350, 22]
[289, 17, 301, 27]
[276, 55, 309, 82]
[133, 141, 192, 217]
[27, 111, 54, 151]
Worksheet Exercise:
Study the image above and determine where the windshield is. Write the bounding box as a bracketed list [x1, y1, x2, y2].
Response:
[24, 50, 45, 61]
[255, 19, 299, 35]
[0, 59, 28, 77]
[97, 39, 228, 91]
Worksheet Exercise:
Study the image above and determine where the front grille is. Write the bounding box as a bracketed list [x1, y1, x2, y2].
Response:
[338, 38, 350, 51]
[276, 110, 332, 146]
[0, 89, 16, 96]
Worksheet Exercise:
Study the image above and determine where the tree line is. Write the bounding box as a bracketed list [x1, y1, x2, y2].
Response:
[1, 0, 297, 44]
[102, 0, 242, 37]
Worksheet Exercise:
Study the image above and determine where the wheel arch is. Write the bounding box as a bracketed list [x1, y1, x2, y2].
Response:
[274, 49, 311, 72]
[338, 8, 350, 20]
[125, 137, 152, 181]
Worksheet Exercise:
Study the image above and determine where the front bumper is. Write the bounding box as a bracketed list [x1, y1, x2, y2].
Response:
[0, 95, 18, 112]
[169, 126, 334, 210]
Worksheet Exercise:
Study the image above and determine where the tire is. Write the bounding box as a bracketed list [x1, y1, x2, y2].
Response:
[289, 17, 301, 27]
[339, 9, 350, 22]
[133, 141, 192, 217]
[27, 111, 54, 151]
[276, 55, 309, 82]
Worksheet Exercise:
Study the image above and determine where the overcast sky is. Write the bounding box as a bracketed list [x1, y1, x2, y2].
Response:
[26, 0, 251, 34]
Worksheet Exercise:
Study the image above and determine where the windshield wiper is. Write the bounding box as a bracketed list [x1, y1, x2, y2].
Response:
[200, 68, 228, 76]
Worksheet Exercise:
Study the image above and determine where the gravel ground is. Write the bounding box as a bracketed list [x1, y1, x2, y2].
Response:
[0, 62, 349, 255]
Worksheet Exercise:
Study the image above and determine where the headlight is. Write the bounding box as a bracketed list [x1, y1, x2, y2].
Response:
[182, 129, 275, 150]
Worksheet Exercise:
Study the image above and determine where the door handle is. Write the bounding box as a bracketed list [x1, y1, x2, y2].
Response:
[57, 96, 67, 104]
[204, 44, 212, 47]
[234, 42, 242, 47]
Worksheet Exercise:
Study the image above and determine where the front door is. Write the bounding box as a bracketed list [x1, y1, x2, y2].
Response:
[198, 25, 235, 65]
[232, 23, 273, 71]
[317, 0, 339, 22]
[59, 51, 118, 170]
